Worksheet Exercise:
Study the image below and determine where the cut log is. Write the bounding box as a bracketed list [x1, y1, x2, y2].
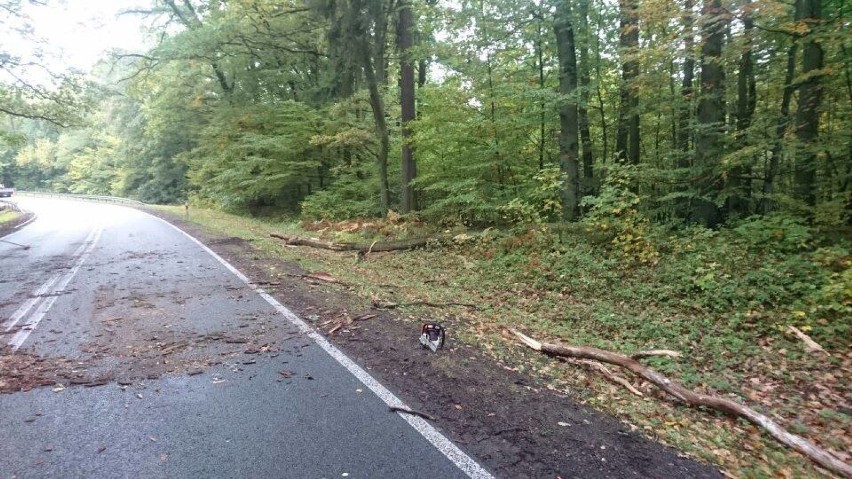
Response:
[510, 329, 852, 478]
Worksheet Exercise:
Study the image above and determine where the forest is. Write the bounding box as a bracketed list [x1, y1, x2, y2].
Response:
[1, 0, 850, 476]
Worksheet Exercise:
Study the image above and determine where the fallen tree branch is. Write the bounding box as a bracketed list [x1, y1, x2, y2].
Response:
[510, 329, 852, 478]
[787, 326, 828, 355]
[270, 233, 439, 253]
[570, 359, 643, 396]
[389, 406, 436, 421]
[372, 299, 479, 310]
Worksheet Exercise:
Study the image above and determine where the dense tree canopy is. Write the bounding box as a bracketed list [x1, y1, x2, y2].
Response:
[0, 0, 848, 227]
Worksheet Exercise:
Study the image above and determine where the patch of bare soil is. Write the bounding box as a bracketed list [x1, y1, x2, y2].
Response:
[149, 210, 723, 479]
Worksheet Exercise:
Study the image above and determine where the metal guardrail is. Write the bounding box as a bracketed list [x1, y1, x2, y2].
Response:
[16, 191, 146, 207]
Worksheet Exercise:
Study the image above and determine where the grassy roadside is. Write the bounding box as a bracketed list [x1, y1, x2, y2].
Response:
[0, 211, 20, 226]
[153, 204, 850, 478]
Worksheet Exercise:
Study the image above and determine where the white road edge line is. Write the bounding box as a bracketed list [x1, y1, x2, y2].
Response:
[8, 226, 103, 351]
[157, 217, 493, 479]
[13, 213, 37, 230]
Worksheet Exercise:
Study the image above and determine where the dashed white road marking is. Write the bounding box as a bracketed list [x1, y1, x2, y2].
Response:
[2, 272, 62, 333]
[156, 216, 494, 479]
[5, 226, 102, 351]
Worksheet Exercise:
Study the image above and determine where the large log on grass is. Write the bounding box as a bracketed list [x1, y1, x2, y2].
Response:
[269, 233, 438, 253]
[510, 329, 852, 478]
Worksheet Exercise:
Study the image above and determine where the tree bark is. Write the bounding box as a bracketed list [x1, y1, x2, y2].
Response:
[554, 1, 581, 221]
[727, 0, 756, 217]
[511, 330, 852, 478]
[677, 0, 695, 161]
[793, 0, 824, 208]
[615, 0, 640, 164]
[399, 0, 417, 213]
[692, 0, 728, 227]
[578, 0, 595, 194]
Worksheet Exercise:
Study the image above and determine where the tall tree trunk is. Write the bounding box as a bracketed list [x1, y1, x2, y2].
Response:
[793, 0, 824, 208]
[354, 1, 391, 214]
[594, 11, 609, 164]
[578, 0, 595, 194]
[692, 0, 727, 226]
[554, 2, 581, 221]
[727, 0, 756, 216]
[677, 0, 695, 161]
[536, 12, 547, 170]
[374, 0, 391, 85]
[399, 0, 417, 212]
[615, 0, 640, 164]
[764, 39, 798, 214]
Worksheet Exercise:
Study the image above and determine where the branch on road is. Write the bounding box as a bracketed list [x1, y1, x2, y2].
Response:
[389, 406, 436, 421]
[510, 329, 852, 478]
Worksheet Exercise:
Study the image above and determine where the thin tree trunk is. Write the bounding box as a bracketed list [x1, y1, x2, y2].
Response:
[764, 40, 799, 213]
[360, 30, 391, 214]
[578, 0, 595, 194]
[399, 0, 417, 213]
[554, 2, 581, 221]
[594, 8, 609, 163]
[537, 13, 547, 170]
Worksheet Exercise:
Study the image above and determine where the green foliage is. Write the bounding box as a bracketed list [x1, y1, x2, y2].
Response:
[581, 164, 659, 265]
[183, 102, 327, 212]
[300, 167, 382, 220]
[733, 215, 814, 253]
[499, 166, 565, 225]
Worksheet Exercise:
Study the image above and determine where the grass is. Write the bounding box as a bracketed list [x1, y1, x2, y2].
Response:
[153, 204, 851, 478]
[0, 211, 21, 225]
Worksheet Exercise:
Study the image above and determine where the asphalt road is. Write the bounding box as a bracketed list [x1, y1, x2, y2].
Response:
[0, 197, 489, 478]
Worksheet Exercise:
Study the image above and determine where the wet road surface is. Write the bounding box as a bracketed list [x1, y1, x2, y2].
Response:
[0, 197, 488, 478]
